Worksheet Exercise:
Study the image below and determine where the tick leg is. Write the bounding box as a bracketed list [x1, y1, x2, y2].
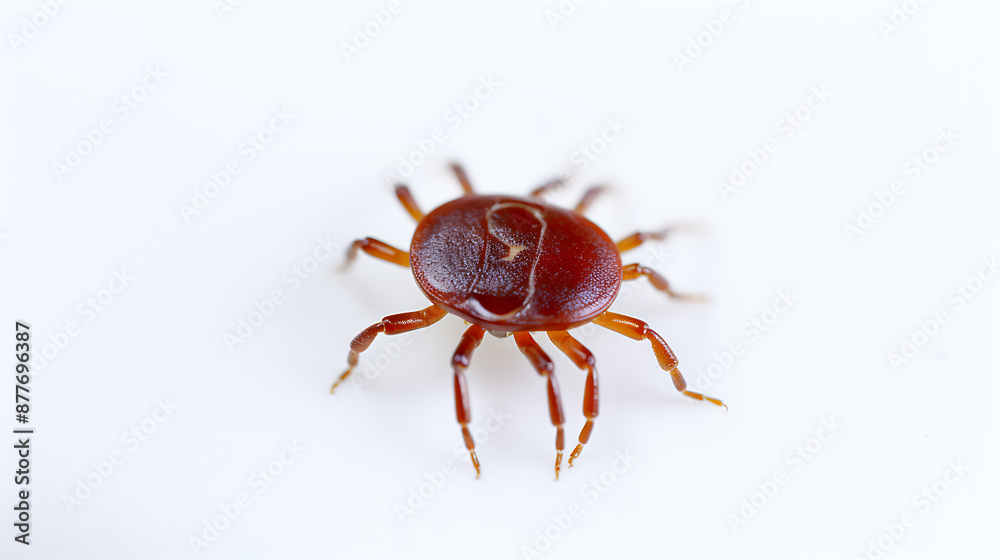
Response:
[331, 304, 446, 393]
[453, 324, 486, 478]
[574, 186, 606, 213]
[450, 163, 475, 195]
[513, 332, 566, 480]
[529, 178, 564, 200]
[394, 184, 424, 221]
[344, 237, 410, 269]
[622, 263, 707, 302]
[592, 311, 727, 410]
[547, 331, 598, 468]
[615, 228, 670, 253]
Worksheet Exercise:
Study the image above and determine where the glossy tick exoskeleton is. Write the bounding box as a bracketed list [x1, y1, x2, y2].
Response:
[333, 164, 726, 479]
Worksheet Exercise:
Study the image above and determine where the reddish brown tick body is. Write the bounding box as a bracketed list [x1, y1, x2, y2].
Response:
[333, 164, 726, 479]
[411, 194, 622, 331]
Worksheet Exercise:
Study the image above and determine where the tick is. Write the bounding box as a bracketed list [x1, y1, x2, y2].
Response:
[333, 164, 726, 479]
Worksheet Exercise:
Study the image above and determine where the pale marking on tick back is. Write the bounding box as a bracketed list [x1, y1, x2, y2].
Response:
[501, 245, 526, 261]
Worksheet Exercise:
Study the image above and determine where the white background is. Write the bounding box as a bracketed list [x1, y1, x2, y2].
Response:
[1, 1, 998, 559]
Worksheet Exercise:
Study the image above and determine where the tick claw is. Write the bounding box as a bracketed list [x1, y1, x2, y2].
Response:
[330, 368, 352, 394]
[469, 450, 481, 479]
[555, 451, 563, 480]
[568, 444, 584, 467]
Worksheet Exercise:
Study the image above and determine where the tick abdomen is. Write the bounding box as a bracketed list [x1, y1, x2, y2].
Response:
[410, 195, 622, 332]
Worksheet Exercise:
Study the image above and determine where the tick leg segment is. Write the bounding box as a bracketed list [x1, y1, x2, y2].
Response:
[622, 263, 707, 302]
[547, 331, 598, 468]
[453, 324, 486, 478]
[394, 184, 424, 221]
[331, 305, 446, 393]
[529, 178, 564, 200]
[592, 311, 727, 409]
[344, 237, 410, 268]
[615, 228, 670, 253]
[450, 163, 475, 195]
[574, 186, 606, 213]
[513, 332, 566, 480]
